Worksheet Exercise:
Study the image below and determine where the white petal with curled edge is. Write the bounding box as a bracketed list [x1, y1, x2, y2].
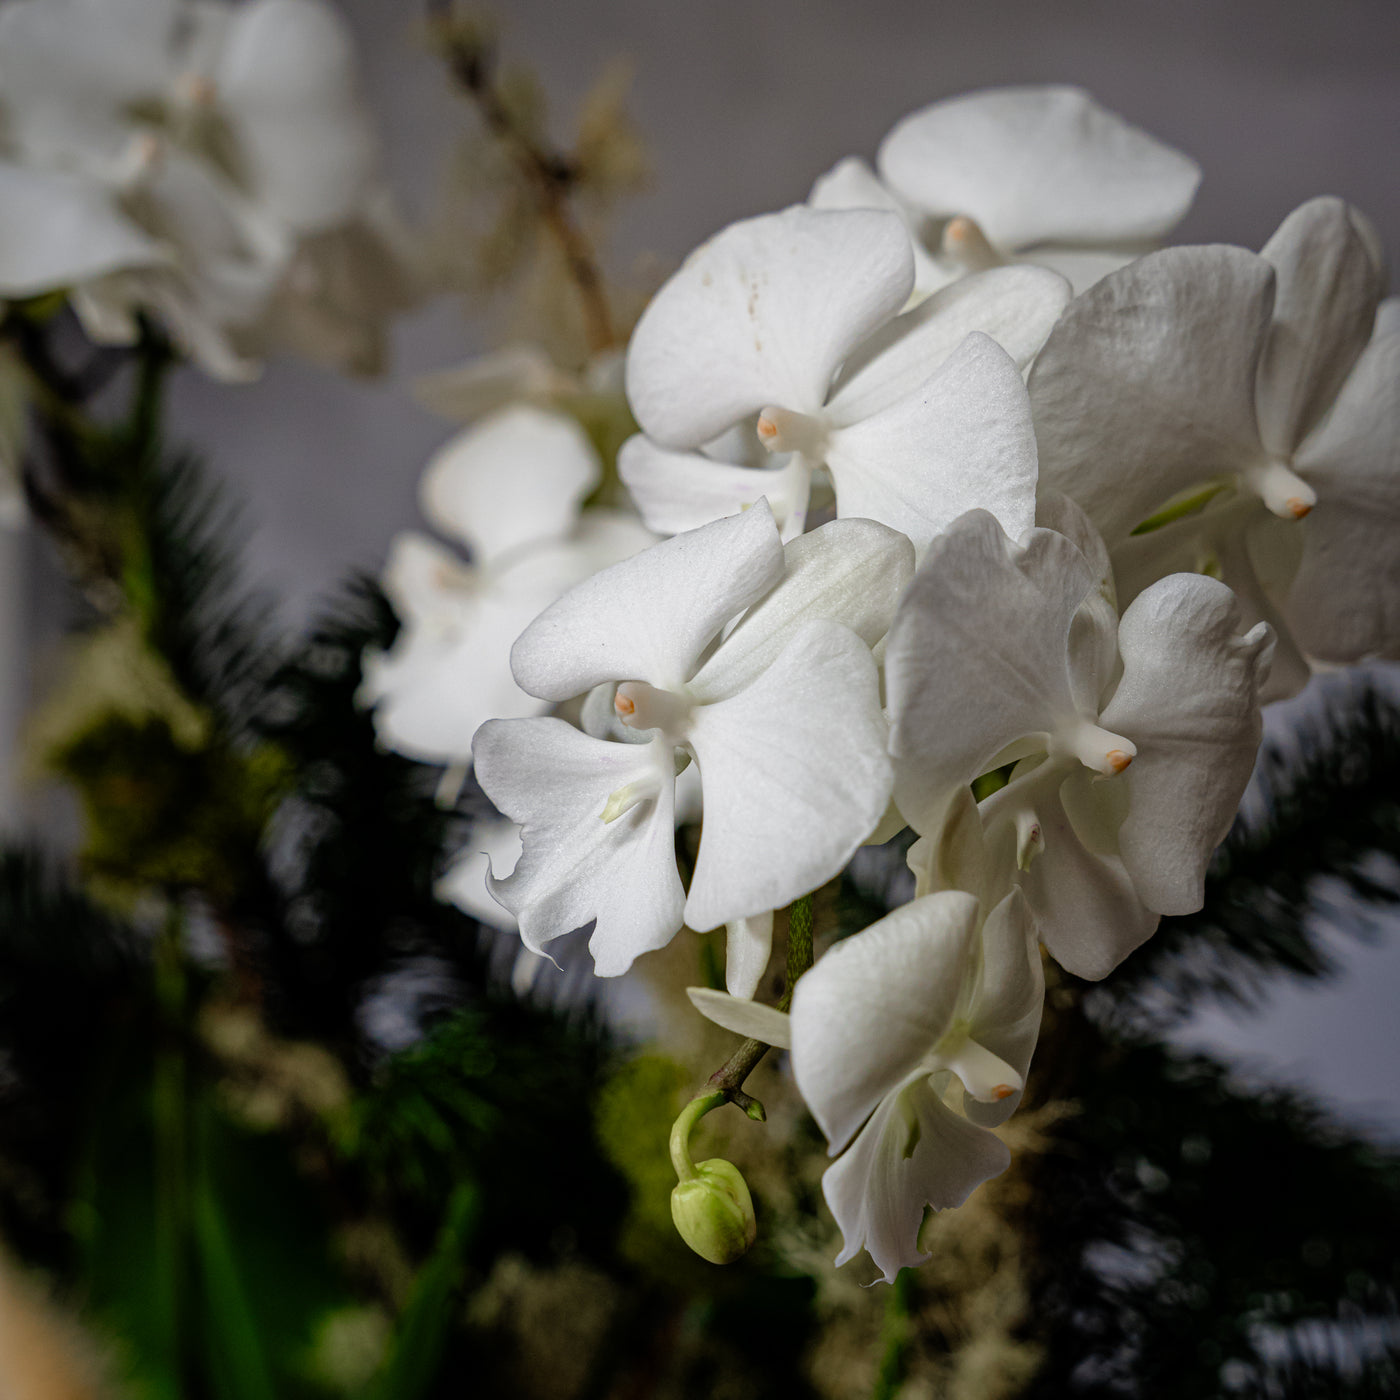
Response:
[436, 818, 522, 931]
[618, 434, 811, 539]
[723, 912, 774, 999]
[1101, 573, 1271, 914]
[1029, 246, 1276, 544]
[1288, 314, 1400, 662]
[790, 891, 980, 1154]
[1257, 198, 1386, 459]
[964, 889, 1043, 1127]
[0, 164, 167, 297]
[686, 987, 791, 1047]
[886, 512, 1094, 836]
[510, 501, 784, 700]
[420, 405, 600, 568]
[624, 206, 913, 448]
[828, 266, 1072, 422]
[823, 1073, 1011, 1283]
[878, 86, 1200, 252]
[217, 0, 377, 231]
[991, 776, 1159, 980]
[688, 518, 914, 703]
[473, 721, 684, 977]
[807, 154, 949, 298]
[683, 620, 892, 934]
[826, 333, 1039, 554]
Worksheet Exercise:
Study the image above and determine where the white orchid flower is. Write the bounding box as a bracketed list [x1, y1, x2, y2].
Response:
[360, 405, 654, 766]
[875, 86, 1201, 294]
[1029, 199, 1392, 698]
[886, 504, 1274, 979]
[623, 205, 1067, 553]
[0, 0, 406, 376]
[473, 502, 904, 977]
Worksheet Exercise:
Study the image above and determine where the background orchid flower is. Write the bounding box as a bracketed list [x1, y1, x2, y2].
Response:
[792, 888, 1043, 1282]
[623, 205, 1066, 552]
[886, 506, 1274, 979]
[0, 0, 412, 376]
[360, 404, 654, 767]
[474, 503, 901, 976]
[876, 85, 1201, 294]
[1029, 199, 1392, 698]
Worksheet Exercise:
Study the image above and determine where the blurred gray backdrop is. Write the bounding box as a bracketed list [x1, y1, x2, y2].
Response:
[161, 0, 1400, 1130]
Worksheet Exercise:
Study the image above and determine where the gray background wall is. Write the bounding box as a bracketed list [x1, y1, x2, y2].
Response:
[162, 0, 1400, 1130]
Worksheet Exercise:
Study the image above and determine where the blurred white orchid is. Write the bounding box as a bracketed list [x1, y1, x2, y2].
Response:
[360, 404, 654, 767]
[0, 0, 414, 376]
[871, 85, 1200, 295]
[886, 504, 1274, 979]
[474, 502, 903, 976]
[1030, 199, 1393, 698]
[622, 205, 1066, 551]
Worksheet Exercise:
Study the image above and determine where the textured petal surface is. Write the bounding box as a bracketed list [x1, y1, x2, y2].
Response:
[684, 620, 892, 931]
[625, 206, 913, 448]
[510, 503, 784, 699]
[618, 434, 810, 539]
[436, 818, 522, 931]
[878, 86, 1200, 252]
[1288, 313, 1400, 661]
[829, 265, 1071, 421]
[1029, 246, 1276, 543]
[420, 405, 600, 567]
[0, 164, 167, 295]
[791, 891, 980, 1153]
[723, 912, 774, 999]
[823, 1074, 1010, 1282]
[1099, 574, 1272, 914]
[688, 517, 914, 702]
[473, 721, 684, 976]
[686, 987, 791, 1047]
[887, 511, 1095, 836]
[1256, 197, 1386, 459]
[826, 333, 1039, 552]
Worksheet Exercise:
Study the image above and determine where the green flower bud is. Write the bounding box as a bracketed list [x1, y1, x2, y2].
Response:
[670, 1157, 757, 1265]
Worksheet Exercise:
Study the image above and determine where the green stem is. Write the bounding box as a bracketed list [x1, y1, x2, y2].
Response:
[669, 1090, 726, 1182]
[870, 1267, 914, 1400]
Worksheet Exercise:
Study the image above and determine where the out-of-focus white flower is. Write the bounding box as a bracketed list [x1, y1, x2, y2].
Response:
[868, 86, 1200, 294]
[0, 0, 414, 376]
[622, 205, 1065, 551]
[360, 404, 654, 766]
[886, 504, 1273, 979]
[1029, 198, 1393, 697]
[474, 502, 903, 977]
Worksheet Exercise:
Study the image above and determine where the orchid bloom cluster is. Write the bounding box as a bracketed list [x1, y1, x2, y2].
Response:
[0, 0, 415, 378]
[367, 86, 1397, 1281]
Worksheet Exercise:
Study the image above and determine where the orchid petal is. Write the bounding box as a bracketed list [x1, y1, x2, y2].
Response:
[878, 86, 1200, 252]
[826, 333, 1039, 552]
[686, 986, 791, 1047]
[683, 619, 892, 932]
[1029, 246, 1276, 543]
[510, 502, 784, 700]
[436, 817, 522, 931]
[618, 434, 810, 539]
[829, 265, 1071, 422]
[1100, 574, 1272, 913]
[887, 511, 1095, 836]
[473, 721, 684, 976]
[1022, 243, 1157, 296]
[1256, 197, 1386, 459]
[420, 405, 600, 568]
[724, 911, 774, 999]
[625, 206, 913, 448]
[790, 890, 980, 1154]
[1287, 313, 1400, 661]
[688, 518, 914, 703]
[823, 1073, 1010, 1282]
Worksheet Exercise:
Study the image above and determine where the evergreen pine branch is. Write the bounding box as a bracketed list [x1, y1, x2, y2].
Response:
[1095, 682, 1400, 1031]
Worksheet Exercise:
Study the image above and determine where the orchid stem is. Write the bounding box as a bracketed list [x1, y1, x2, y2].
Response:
[669, 1090, 725, 1182]
[705, 892, 816, 1117]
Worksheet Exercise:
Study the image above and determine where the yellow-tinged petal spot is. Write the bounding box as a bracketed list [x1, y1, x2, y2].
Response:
[1106, 749, 1133, 775]
[599, 776, 660, 823]
[1242, 461, 1318, 521]
[992, 1084, 1015, 1101]
[613, 690, 636, 718]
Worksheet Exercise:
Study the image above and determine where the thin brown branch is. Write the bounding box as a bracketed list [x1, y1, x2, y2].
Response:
[429, 4, 618, 355]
